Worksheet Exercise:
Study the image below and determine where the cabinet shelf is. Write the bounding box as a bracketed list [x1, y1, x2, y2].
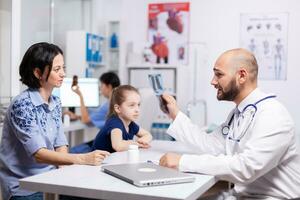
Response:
[107, 21, 120, 72]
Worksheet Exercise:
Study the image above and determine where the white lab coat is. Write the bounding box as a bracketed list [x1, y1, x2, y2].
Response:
[167, 88, 300, 199]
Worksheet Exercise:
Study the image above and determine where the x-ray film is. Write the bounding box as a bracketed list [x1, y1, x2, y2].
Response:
[148, 74, 169, 113]
[148, 74, 164, 96]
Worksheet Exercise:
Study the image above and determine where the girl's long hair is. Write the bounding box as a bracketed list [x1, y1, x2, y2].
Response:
[108, 85, 139, 118]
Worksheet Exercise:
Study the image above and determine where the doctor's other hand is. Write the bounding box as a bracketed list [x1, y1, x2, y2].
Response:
[159, 152, 182, 169]
[161, 94, 179, 120]
[80, 150, 110, 166]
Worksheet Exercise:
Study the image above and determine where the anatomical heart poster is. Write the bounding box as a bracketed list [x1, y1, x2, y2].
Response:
[148, 2, 190, 65]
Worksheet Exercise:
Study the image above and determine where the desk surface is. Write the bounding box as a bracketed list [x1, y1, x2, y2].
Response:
[20, 141, 216, 200]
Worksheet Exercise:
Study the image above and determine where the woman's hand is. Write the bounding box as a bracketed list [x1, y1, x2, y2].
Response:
[80, 150, 110, 166]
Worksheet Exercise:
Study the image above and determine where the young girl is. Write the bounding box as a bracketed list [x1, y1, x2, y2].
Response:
[92, 85, 152, 153]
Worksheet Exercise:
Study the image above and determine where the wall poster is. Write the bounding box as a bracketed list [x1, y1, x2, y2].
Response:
[240, 13, 288, 80]
[147, 2, 190, 65]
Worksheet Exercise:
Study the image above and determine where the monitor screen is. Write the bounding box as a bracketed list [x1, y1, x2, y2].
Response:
[52, 78, 100, 107]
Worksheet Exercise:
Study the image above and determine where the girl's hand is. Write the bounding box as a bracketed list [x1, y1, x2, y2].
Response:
[137, 137, 151, 149]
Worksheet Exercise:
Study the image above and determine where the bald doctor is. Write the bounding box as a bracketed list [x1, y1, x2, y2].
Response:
[159, 48, 300, 199]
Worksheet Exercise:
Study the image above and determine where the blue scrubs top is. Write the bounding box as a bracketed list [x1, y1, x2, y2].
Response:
[88, 101, 108, 129]
[92, 115, 139, 153]
[0, 89, 68, 200]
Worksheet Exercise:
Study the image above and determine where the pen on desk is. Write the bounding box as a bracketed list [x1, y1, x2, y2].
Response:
[147, 160, 159, 165]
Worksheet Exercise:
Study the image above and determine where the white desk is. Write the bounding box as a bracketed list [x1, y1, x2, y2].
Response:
[20, 141, 216, 200]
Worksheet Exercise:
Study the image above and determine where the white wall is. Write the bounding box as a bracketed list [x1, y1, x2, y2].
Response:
[0, 9, 11, 100]
[91, 0, 122, 79]
[20, 0, 51, 56]
[20, 0, 86, 74]
[53, 0, 85, 53]
[1, 0, 18, 101]
[119, 0, 300, 142]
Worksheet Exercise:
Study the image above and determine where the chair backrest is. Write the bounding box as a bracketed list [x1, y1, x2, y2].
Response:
[186, 100, 207, 128]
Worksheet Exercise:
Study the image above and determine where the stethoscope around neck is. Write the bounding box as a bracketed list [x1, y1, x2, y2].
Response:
[221, 95, 276, 142]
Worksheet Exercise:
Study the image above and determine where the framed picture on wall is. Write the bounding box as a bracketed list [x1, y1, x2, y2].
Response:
[147, 2, 190, 65]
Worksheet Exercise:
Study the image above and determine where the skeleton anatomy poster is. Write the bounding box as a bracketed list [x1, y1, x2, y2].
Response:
[240, 13, 288, 80]
[148, 2, 190, 65]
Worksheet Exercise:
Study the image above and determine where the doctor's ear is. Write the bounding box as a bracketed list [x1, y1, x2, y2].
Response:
[33, 68, 42, 80]
[237, 68, 248, 84]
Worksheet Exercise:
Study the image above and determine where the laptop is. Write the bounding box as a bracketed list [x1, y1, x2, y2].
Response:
[101, 162, 195, 187]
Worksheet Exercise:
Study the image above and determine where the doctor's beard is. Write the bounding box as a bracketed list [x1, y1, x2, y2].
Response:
[216, 78, 240, 101]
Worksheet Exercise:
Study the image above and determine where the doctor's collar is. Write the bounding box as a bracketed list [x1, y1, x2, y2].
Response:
[237, 88, 262, 112]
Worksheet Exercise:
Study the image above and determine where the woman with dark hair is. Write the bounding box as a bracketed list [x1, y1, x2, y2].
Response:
[0, 42, 109, 200]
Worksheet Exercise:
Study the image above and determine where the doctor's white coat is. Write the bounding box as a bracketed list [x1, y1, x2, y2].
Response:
[167, 89, 300, 199]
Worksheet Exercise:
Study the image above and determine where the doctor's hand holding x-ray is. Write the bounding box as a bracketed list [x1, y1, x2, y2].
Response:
[159, 48, 300, 199]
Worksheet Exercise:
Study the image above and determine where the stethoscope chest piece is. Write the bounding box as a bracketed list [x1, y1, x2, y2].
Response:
[222, 125, 230, 136]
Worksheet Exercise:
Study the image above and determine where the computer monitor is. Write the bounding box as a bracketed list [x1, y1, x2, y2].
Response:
[52, 78, 100, 107]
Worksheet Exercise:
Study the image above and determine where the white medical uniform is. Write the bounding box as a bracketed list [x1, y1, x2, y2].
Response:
[167, 88, 300, 199]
